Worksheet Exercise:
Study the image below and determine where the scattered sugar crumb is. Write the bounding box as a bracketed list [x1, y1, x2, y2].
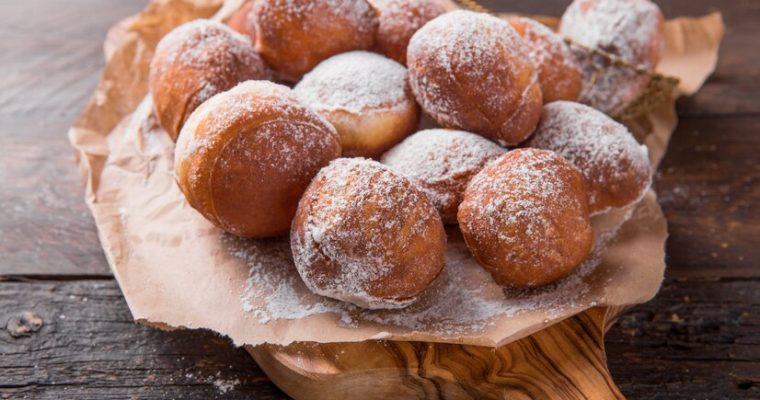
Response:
[213, 378, 240, 394]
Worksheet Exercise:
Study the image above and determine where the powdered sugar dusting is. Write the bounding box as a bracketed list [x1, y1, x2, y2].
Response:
[508, 16, 580, 101]
[256, 0, 375, 36]
[407, 10, 536, 136]
[252, 0, 377, 80]
[527, 101, 652, 213]
[559, 0, 664, 114]
[155, 19, 258, 71]
[294, 51, 409, 114]
[291, 158, 442, 309]
[369, 0, 446, 63]
[176, 80, 337, 172]
[237, 214, 632, 336]
[459, 149, 592, 286]
[515, 17, 577, 73]
[150, 19, 269, 123]
[381, 129, 505, 220]
[231, 237, 345, 323]
[559, 0, 664, 68]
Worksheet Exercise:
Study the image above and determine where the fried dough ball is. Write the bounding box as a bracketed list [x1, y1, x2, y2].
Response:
[227, 1, 256, 41]
[559, 0, 665, 114]
[507, 16, 582, 102]
[458, 148, 593, 288]
[407, 10, 543, 146]
[381, 129, 505, 224]
[174, 81, 341, 238]
[249, 0, 378, 82]
[149, 19, 270, 141]
[526, 101, 652, 214]
[294, 51, 419, 158]
[368, 0, 446, 64]
[291, 158, 446, 309]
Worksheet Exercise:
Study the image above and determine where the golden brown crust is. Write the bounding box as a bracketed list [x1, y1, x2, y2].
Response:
[290, 158, 446, 309]
[407, 10, 543, 146]
[558, 0, 665, 114]
[293, 51, 419, 158]
[380, 129, 505, 224]
[368, 0, 446, 65]
[526, 101, 652, 214]
[507, 16, 582, 103]
[250, 0, 378, 82]
[457, 148, 593, 288]
[174, 81, 341, 238]
[322, 104, 419, 158]
[227, 1, 256, 41]
[149, 20, 270, 142]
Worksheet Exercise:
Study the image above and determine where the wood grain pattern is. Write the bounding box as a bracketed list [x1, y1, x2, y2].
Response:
[248, 307, 625, 400]
[2, 279, 757, 399]
[0, 280, 286, 400]
[0, 0, 149, 277]
[0, 0, 758, 398]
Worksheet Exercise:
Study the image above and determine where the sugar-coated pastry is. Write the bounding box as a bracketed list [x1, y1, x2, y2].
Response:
[174, 81, 341, 238]
[560, 0, 664, 68]
[149, 19, 270, 142]
[381, 129, 505, 224]
[294, 51, 419, 158]
[507, 16, 582, 103]
[291, 158, 446, 309]
[458, 148, 593, 288]
[249, 0, 378, 82]
[526, 101, 651, 214]
[368, 0, 446, 64]
[407, 10, 543, 146]
[227, 1, 256, 41]
[559, 0, 665, 114]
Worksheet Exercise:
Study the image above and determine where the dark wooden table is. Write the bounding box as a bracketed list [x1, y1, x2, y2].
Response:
[1, 0, 757, 398]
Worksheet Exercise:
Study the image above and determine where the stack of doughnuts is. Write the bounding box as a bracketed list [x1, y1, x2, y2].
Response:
[149, 0, 662, 308]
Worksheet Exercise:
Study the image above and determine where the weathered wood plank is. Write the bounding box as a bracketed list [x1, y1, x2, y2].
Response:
[607, 276, 760, 399]
[657, 117, 760, 278]
[0, 116, 109, 276]
[1, 279, 757, 399]
[0, 0, 149, 277]
[0, 280, 286, 399]
[0, 0, 150, 119]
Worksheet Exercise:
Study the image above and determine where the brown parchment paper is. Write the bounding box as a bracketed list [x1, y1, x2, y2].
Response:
[68, 0, 724, 348]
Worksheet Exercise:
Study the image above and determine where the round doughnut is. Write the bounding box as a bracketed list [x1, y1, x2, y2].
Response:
[381, 129, 505, 224]
[249, 0, 378, 82]
[526, 101, 651, 214]
[294, 51, 419, 158]
[507, 16, 582, 103]
[368, 0, 446, 64]
[149, 19, 270, 142]
[291, 158, 446, 309]
[458, 148, 593, 288]
[407, 10, 543, 146]
[174, 81, 341, 238]
[559, 0, 665, 114]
